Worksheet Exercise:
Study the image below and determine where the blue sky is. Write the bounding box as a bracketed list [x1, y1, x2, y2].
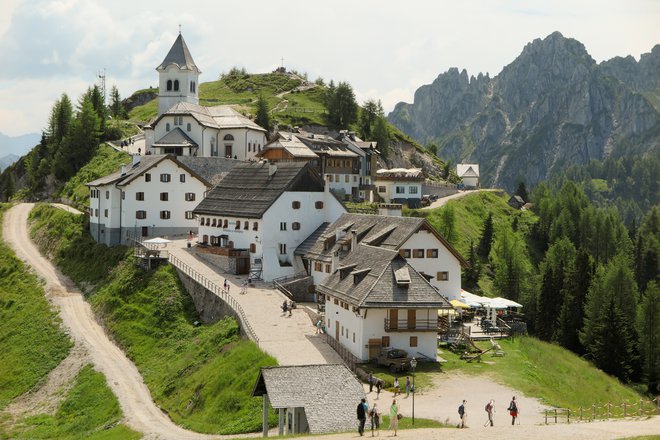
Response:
[0, 0, 658, 137]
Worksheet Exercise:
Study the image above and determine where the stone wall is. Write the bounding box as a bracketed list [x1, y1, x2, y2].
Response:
[279, 276, 315, 302]
[195, 251, 236, 274]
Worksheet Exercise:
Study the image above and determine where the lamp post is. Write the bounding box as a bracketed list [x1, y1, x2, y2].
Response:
[410, 357, 417, 426]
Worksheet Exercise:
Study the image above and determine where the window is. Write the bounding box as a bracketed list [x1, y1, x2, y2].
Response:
[205, 218, 210, 226]
[235, 221, 241, 230]
[381, 336, 390, 347]
[173, 80, 179, 91]
[413, 249, 424, 258]
[378, 186, 386, 193]
[136, 192, 144, 201]
[217, 219, 223, 228]
[325, 264, 331, 273]
[160, 192, 169, 201]
[145, 173, 151, 182]
[327, 174, 333, 182]
[190, 81, 195, 93]
[244, 221, 249, 230]
[166, 80, 172, 91]
[200, 217, 204, 225]
[136, 210, 146, 219]
[437, 271, 449, 281]
[180, 174, 186, 183]
[292, 222, 300, 231]
[104, 209, 108, 217]
[427, 249, 438, 258]
[399, 249, 411, 258]
[396, 186, 405, 194]
[253, 222, 258, 231]
[343, 302, 349, 310]
[345, 175, 349, 183]
[105, 190, 109, 199]
[160, 174, 171, 182]
[409, 186, 419, 194]
[94, 209, 99, 217]
[212, 219, 217, 227]
[315, 201, 324, 209]
[185, 193, 195, 201]
[292, 201, 301, 209]
[174, 117, 179, 126]
[185, 211, 194, 220]
[280, 222, 287, 231]
[314, 262, 323, 272]
[333, 298, 339, 305]
[353, 175, 358, 182]
[90, 189, 96, 198]
[335, 174, 339, 182]
[223, 219, 228, 228]
[160, 211, 171, 219]
[250, 243, 256, 253]
[166, 123, 170, 131]
[223, 134, 234, 141]
[248, 142, 251, 152]
[279, 243, 287, 254]
[410, 336, 418, 347]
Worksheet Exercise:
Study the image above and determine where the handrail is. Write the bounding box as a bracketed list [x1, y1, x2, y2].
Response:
[272, 271, 308, 284]
[168, 253, 259, 346]
[543, 397, 660, 423]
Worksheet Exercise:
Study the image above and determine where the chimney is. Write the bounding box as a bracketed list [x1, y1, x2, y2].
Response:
[268, 161, 277, 177]
[351, 229, 358, 251]
[121, 165, 127, 175]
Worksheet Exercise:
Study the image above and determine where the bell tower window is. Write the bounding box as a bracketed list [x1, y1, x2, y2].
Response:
[190, 81, 196, 93]
[174, 80, 179, 91]
[166, 80, 172, 91]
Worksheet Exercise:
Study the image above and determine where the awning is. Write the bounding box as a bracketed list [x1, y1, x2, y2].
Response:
[450, 299, 471, 309]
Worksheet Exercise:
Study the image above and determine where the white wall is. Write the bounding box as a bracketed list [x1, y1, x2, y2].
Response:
[158, 65, 199, 115]
[375, 180, 422, 202]
[401, 231, 462, 300]
[325, 173, 360, 199]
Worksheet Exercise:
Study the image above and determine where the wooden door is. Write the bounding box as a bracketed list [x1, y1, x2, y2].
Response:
[335, 320, 340, 340]
[368, 339, 382, 360]
[389, 309, 398, 330]
[407, 309, 416, 330]
[141, 226, 148, 237]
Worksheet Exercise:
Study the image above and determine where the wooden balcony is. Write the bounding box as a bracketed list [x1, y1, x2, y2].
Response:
[384, 318, 442, 332]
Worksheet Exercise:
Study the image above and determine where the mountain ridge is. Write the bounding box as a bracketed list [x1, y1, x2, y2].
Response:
[388, 32, 660, 191]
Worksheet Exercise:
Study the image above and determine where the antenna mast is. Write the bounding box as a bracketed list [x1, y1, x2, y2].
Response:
[98, 68, 106, 104]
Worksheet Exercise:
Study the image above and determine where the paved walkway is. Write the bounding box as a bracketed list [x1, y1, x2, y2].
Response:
[167, 239, 344, 366]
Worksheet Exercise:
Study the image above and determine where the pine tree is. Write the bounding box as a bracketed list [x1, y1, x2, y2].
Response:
[326, 81, 358, 128]
[637, 281, 659, 393]
[255, 94, 271, 131]
[373, 116, 389, 158]
[440, 205, 456, 244]
[477, 213, 494, 259]
[589, 296, 636, 381]
[491, 223, 529, 302]
[515, 181, 529, 202]
[556, 248, 593, 353]
[109, 85, 127, 119]
[359, 99, 379, 139]
[463, 240, 481, 290]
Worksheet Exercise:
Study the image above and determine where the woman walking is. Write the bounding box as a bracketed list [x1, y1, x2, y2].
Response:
[389, 399, 399, 436]
[370, 403, 380, 436]
[508, 396, 519, 425]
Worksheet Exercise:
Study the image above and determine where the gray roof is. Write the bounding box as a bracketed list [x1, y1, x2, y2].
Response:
[252, 364, 365, 434]
[193, 161, 326, 218]
[153, 127, 198, 147]
[176, 156, 241, 187]
[86, 154, 212, 188]
[303, 213, 467, 266]
[295, 222, 331, 256]
[316, 244, 452, 309]
[156, 33, 200, 73]
[150, 102, 266, 132]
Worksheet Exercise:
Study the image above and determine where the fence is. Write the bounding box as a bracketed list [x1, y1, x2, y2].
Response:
[325, 334, 360, 372]
[168, 253, 259, 346]
[543, 397, 660, 424]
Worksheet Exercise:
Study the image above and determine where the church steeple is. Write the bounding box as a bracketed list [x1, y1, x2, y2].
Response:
[156, 33, 201, 115]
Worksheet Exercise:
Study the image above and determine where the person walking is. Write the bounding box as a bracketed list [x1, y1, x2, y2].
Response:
[316, 319, 323, 334]
[389, 399, 399, 436]
[393, 377, 399, 396]
[484, 399, 495, 427]
[405, 376, 411, 398]
[368, 373, 374, 392]
[357, 398, 368, 436]
[370, 403, 380, 436]
[376, 379, 382, 399]
[508, 396, 518, 425]
[457, 399, 467, 428]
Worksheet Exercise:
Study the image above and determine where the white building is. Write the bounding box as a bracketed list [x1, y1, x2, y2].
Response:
[144, 33, 267, 159]
[456, 164, 480, 189]
[316, 244, 453, 362]
[193, 161, 345, 281]
[375, 168, 424, 207]
[298, 213, 466, 301]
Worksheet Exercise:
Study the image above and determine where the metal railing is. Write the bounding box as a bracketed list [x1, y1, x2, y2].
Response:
[168, 253, 259, 346]
[543, 397, 660, 423]
[384, 318, 443, 332]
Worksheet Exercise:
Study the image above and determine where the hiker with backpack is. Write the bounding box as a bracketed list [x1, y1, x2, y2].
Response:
[484, 399, 495, 426]
[508, 396, 519, 425]
[457, 400, 467, 428]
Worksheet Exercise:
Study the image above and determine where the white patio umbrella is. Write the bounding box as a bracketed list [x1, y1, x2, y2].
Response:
[143, 237, 172, 247]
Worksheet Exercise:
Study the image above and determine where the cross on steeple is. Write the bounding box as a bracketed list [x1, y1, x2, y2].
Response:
[179, 24, 181, 34]
[281, 56, 284, 68]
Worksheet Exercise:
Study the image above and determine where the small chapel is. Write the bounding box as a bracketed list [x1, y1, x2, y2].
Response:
[144, 33, 267, 160]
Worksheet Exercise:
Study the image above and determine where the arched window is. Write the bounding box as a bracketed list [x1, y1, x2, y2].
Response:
[166, 80, 172, 91]
[200, 217, 204, 225]
[174, 80, 179, 91]
[190, 81, 196, 93]
[212, 219, 217, 227]
[223, 134, 235, 141]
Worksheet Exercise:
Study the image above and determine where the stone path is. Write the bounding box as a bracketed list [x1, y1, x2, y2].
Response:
[167, 239, 344, 366]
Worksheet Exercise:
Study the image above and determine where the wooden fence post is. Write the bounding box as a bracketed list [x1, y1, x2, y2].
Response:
[623, 402, 626, 418]
[544, 410, 547, 425]
[567, 408, 570, 423]
[607, 402, 611, 419]
[592, 404, 596, 421]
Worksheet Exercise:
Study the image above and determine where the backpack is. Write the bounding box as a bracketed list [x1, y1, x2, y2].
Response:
[458, 404, 465, 416]
[485, 403, 492, 412]
[508, 401, 517, 411]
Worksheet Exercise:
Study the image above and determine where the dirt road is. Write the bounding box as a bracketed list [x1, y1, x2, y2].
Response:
[422, 189, 502, 210]
[2, 203, 253, 440]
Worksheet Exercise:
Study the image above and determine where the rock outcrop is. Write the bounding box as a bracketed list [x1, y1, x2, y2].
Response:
[388, 32, 660, 190]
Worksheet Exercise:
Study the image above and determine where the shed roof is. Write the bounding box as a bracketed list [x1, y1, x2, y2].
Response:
[252, 364, 365, 434]
[193, 161, 326, 218]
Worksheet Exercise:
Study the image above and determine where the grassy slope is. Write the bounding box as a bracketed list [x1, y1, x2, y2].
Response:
[29, 205, 278, 434]
[58, 144, 131, 211]
[440, 337, 645, 411]
[7, 365, 140, 440]
[0, 204, 72, 410]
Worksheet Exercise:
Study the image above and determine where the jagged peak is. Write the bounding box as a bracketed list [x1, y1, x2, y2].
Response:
[519, 31, 594, 63]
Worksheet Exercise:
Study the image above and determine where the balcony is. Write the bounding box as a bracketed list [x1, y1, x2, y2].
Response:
[384, 318, 442, 332]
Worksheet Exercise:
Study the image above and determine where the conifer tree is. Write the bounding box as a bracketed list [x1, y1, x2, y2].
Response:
[359, 99, 379, 139]
[255, 94, 271, 132]
[109, 85, 127, 119]
[515, 181, 529, 202]
[637, 281, 659, 393]
[556, 248, 593, 353]
[463, 240, 481, 290]
[491, 223, 529, 302]
[477, 213, 494, 259]
[373, 116, 389, 158]
[326, 81, 358, 128]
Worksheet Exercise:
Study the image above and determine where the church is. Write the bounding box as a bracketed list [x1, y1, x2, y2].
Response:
[144, 33, 267, 159]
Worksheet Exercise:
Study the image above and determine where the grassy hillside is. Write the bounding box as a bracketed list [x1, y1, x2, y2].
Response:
[0, 204, 72, 410]
[441, 337, 646, 412]
[6, 365, 140, 440]
[58, 144, 131, 212]
[29, 204, 278, 434]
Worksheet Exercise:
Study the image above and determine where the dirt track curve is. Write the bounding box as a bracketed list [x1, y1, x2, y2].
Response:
[2, 203, 255, 440]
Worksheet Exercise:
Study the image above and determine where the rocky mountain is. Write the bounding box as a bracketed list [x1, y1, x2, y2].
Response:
[388, 32, 660, 191]
[0, 154, 20, 171]
[0, 131, 40, 157]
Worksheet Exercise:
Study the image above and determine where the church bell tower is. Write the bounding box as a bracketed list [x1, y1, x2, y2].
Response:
[156, 32, 201, 115]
